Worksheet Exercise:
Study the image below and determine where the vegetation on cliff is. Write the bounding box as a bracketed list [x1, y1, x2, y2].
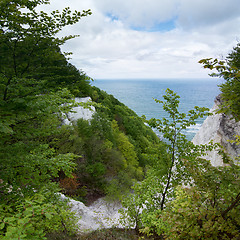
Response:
[0, 0, 239, 239]
[120, 89, 240, 239]
[117, 45, 240, 239]
[0, 1, 163, 238]
[199, 42, 240, 121]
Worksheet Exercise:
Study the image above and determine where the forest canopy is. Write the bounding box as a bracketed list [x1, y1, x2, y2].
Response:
[0, 1, 162, 238]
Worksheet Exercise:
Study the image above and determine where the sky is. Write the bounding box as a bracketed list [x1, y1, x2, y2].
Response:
[41, 0, 240, 79]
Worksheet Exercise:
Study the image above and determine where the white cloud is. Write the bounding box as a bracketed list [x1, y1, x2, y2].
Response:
[177, 0, 240, 29]
[44, 0, 240, 79]
[94, 0, 179, 28]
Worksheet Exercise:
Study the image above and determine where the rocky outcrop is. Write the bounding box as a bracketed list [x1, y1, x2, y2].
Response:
[192, 95, 240, 166]
[63, 97, 95, 124]
[60, 194, 122, 232]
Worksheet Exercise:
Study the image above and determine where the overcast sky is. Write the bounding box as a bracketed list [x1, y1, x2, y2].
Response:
[42, 0, 240, 79]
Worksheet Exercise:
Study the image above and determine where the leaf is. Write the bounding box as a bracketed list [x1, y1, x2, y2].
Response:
[45, 212, 52, 220]
[0, 222, 5, 230]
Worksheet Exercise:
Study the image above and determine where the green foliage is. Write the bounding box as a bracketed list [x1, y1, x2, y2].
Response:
[111, 120, 139, 171]
[120, 170, 164, 232]
[199, 42, 240, 120]
[91, 86, 160, 165]
[0, 1, 168, 237]
[45, 85, 164, 200]
[0, 91, 80, 238]
[119, 89, 240, 239]
[0, 187, 77, 240]
[145, 89, 211, 210]
[0, 0, 93, 238]
[55, 112, 147, 200]
[161, 160, 240, 240]
[106, 120, 144, 198]
[78, 228, 150, 240]
[0, 0, 92, 100]
[120, 89, 209, 231]
[137, 152, 240, 239]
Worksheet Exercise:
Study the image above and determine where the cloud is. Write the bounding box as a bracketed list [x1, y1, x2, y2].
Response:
[44, 0, 240, 79]
[177, 0, 240, 29]
[94, 0, 179, 29]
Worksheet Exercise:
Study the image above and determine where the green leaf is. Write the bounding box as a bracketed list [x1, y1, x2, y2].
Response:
[44, 212, 52, 220]
[0, 222, 5, 230]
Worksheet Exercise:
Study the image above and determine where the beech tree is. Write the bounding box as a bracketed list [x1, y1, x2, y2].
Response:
[0, 0, 92, 238]
[120, 89, 211, 232]
[199, 42, 240, 121]
[120, 89, 240, 239]
[0, 0, 92, 100]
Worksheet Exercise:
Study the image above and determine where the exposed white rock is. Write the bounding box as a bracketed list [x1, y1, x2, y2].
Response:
[60, 194, 123, 232]
[192, 95, 240, 166]
[88, 198, 123, 229]
[61, 98, 122, 233]
[63, 97, 95, 125]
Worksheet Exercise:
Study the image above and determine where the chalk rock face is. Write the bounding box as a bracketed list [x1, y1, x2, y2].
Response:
[60, 194, 122, 232]
[192, 95, 240, 166]
[63, 97, 95, 124]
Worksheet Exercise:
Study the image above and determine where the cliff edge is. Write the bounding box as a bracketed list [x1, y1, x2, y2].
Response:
[192, 95, 240, 166]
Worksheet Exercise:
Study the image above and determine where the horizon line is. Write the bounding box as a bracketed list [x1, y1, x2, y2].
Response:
[93, 77, 220, 81]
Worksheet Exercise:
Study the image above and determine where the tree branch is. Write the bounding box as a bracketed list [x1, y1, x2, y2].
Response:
[160, 131, 176, 210]
[221, 192, 240, 219]
[3, 77, 12, 101]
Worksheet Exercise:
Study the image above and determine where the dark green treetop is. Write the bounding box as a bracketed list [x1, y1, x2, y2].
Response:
[0, 1, 92, 238]
[199, 42, 240, 121]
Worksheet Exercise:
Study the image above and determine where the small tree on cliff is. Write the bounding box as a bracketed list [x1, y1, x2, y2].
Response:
[120, 89, 240, 239]
[120, 88, 211, 232]
[199, 42, 240, 121]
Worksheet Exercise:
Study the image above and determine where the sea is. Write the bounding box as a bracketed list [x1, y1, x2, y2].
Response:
[92, 78, 222, 141]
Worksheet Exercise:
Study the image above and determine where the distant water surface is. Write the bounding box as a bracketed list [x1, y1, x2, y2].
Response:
[92, 79, 222, 140]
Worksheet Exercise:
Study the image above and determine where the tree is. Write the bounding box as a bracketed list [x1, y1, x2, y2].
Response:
[0, 0, 92, 101]
[199, 43, 240, 121]
[120, 89, 240, 239]
[161, 154, 240, 239]
[145, 89, 211, 210]
[0, 0, 92, 238]
[120, 89, 211, 233]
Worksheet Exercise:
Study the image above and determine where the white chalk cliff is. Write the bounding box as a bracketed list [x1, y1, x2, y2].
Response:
[60, 194, 122, 232]
[192, 95, 240, 166]
[63, 97, 95, 124]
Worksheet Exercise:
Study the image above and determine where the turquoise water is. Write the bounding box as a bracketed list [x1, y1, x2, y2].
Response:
[92, 78, 222, 140]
